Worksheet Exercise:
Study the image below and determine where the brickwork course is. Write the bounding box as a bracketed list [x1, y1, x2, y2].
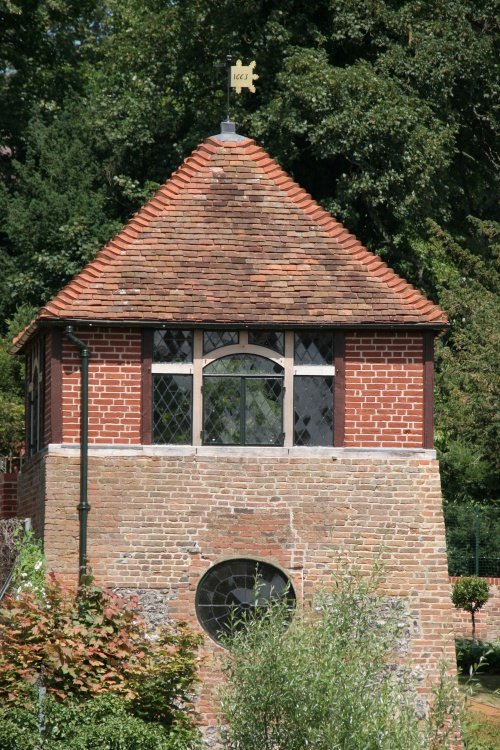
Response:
[12, 125, 464, 726]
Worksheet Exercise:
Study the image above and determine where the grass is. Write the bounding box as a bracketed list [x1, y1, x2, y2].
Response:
[462, 710, 500, 750]
[459, 673, 500, 750]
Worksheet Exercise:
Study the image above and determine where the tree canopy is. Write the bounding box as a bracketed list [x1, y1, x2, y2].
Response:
[0, 1, 498, 559]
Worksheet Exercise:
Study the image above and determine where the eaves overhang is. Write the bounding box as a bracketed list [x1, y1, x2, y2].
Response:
[12, 316, 449, 355]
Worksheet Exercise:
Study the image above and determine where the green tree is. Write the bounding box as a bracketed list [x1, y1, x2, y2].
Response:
[0, 0, 99, 162]
[451, 576, 490, 642]
[430, 218, 500, 572]
[0, 108, 120, 319]
[220, 565, 458, 750]
[0, 305, 36, 454]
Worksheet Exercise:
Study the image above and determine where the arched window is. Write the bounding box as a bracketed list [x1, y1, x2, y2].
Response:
[203, 355, 284, 446]
[151, 329, 335, 446]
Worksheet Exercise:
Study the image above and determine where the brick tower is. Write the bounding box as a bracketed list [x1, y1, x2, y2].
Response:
[13, 122, 455, 718]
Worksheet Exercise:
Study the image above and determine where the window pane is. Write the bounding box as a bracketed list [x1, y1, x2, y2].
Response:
[153, 330, 192, 363]
[294, 331, 334, 365]
[203, 330, 239, 353]
[245, 378, 283, 445]
[205, 354, 283, 376]
[203, 377, 241, 444]
[294, 376, 333, 446]
[153, 374, 192, 443]
[248, 330, 284, 354]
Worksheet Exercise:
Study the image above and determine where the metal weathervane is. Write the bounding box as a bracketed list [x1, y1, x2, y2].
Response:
[219, 54, 259, 121]
[231, 58, 258, 93]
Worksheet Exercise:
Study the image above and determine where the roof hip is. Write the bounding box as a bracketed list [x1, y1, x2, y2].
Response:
[13, 131, 447, 351]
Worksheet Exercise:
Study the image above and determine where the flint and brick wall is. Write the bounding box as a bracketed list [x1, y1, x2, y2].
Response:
[16, 324, 455, 725]
[36, 448, 456, 718]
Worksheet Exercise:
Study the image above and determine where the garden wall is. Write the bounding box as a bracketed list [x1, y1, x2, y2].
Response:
[0, 471, 18, 520]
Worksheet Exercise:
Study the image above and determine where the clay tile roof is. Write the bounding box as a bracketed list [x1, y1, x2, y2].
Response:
[13, 131, 447, 350]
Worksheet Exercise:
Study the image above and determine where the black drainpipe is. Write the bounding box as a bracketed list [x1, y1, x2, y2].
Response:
[64, 326, 90, 585]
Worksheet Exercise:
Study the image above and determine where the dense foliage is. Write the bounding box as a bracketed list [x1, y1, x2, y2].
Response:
[219, 565, 459, 750]
[0, 530, 201, 748]
[0, 692, 199, 750]
[0, 574, 201, 732]
[455, 637, 500, 676]
[0, 1, 498, 563]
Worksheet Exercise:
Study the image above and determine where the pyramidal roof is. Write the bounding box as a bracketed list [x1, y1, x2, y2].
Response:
[14, 125, 447, 350]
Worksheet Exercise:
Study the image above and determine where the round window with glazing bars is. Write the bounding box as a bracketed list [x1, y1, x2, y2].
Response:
[195, 558, 296, 643]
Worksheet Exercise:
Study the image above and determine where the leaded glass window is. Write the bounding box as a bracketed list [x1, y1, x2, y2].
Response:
[153, 374, 192, 443]
[294, 376, 334, 446]
[294, 331, 333, 365]
[195, 558, 295, 643]
[248, 330, 284, 354]
[150, 329, 336, 447]
[203, 330, 239, 353]
[153, 330, 193, 363]
[28, 338, 44, 456]
[203, 355, 284, 445]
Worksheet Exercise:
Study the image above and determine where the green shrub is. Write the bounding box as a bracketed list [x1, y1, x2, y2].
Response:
[0, 692, 200, 749]
[452, 577, 490, 642]
[456, 638, 500, 675]
[0, 574, 202, 744]
[219, 564, 459, 750]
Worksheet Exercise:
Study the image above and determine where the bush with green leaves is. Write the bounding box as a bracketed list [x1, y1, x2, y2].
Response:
[455, 638, 500, 676]
[0, 691, 200, 750]
[452, 577, 490, 642]
[0, 574, 202, 748]
[219, 565, 459, 750]
[10, 526, 46, 596]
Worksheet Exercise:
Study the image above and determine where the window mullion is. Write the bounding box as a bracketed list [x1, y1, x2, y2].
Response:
[240, 376, 246, 445]
[283, 331, 294, 447]
[193, 331, 203, 445]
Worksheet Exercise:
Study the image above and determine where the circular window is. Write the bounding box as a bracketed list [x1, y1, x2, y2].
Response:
[195, 558, 296, 643]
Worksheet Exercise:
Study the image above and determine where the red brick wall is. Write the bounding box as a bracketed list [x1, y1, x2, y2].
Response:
[62, 328, 142, 444]
[40, 450, 455, 720]
[450, 578, 500, 642]
[0, 472, 18, 520]
[344, 332, 424, 447]
[54, 327, 428, 449]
